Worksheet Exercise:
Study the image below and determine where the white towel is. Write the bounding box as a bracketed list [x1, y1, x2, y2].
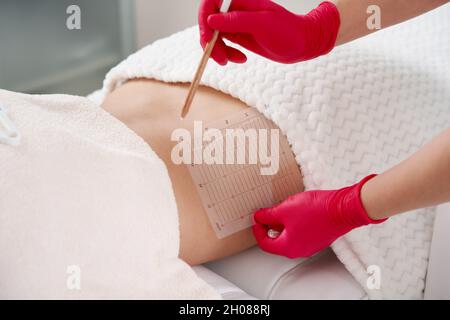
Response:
[99, 4, 450, 299]
[0, 89, 220, 299]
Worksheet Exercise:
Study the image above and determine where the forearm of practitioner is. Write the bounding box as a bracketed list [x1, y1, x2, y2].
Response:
[362, 127, 450, 220]
[335, 0, 450, 45]
[198, 0, 449, 65]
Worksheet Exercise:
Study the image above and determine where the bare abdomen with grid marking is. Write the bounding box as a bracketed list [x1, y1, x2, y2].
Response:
[187, 108, 303, 239]
[101, 78, 304, 265]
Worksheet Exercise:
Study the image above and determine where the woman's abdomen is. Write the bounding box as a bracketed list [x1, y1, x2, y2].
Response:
[101, 78, 303, 265]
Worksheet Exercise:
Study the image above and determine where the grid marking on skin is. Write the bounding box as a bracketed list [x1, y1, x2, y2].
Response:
[187, 108, 303, 239]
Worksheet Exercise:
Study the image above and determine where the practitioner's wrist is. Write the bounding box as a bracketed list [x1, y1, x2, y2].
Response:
[303, 1, 341, 58]
[360, 174, 391, 221]
[333, 174, 387, 231]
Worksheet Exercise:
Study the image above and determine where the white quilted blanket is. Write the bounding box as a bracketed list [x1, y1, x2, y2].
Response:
[101, 5, 450, 299]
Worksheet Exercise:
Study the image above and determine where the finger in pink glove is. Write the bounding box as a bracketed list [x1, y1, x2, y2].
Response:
[198, 0, 248, 65]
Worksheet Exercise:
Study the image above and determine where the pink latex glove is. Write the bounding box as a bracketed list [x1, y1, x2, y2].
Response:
[198, 0, 341, 65]
[252, 175, 388, 258]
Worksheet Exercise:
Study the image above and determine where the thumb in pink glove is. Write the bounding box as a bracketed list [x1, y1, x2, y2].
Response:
[198, 0, 340, 65]
[252, 175, 388, 259]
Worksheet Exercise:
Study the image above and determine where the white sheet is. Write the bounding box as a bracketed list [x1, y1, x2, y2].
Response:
[0, 89, 220, 299]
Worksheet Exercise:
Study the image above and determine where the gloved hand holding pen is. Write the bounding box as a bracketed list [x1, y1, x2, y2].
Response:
[198, 0, 341, 65]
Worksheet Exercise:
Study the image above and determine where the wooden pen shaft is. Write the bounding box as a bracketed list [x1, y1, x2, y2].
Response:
[181, 30, 220, 118]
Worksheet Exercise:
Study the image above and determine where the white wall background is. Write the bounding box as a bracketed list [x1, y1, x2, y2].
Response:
[134, 0, 323, 48]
